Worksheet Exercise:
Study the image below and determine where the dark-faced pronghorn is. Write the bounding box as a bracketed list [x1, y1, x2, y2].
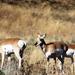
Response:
[0, 38, 27, 69]
[34, 34, 68, 72]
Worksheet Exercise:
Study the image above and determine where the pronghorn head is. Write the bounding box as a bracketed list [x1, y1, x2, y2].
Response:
[34, 33, 46, 49]
[18, 40, 27, 58]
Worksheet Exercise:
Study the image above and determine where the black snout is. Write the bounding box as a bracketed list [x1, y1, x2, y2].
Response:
[34, 42, 38, 46]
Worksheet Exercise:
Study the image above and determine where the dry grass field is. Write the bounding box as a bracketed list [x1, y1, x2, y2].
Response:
[0, 1, 75, 75]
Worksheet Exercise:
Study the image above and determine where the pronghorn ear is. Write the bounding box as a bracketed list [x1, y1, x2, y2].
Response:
[37, 33, 46, 39]
[42, 34, 46, 38]
[37, 33, 41, 38]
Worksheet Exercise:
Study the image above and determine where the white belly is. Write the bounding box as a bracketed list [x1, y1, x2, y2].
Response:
[45, 51, 51, 58]
[2, 44, 13, 55]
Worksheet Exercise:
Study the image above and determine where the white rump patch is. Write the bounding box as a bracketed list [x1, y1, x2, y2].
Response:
[18, 40, 26, 49]
[66, 48, 75, 56]
[45, 51, 51, 58]
[2, 44, 13, 55]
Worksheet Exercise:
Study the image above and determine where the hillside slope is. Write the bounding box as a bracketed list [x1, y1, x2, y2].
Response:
[0, 1, 75, 75]
[0, 2, 75, 43]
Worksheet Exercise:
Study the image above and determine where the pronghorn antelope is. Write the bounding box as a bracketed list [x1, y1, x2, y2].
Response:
[34, 34, 68, 72]
[0, 38, 27, 69]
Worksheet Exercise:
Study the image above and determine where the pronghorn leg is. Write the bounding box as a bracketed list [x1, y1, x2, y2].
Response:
[45, 56, 50, 75]
[46, 61, 49, 75]
[18, 58, 21, 69]
[8, 56, 11, 62]
[1, 52, 5, 69]
[14, 51, 22, 69]
[53, 57, 57, 74]
[58, 56, 64, 74]
[53, 57, 56, 65]
[7, 56, 11, 70]
[68, 55, 74, 74]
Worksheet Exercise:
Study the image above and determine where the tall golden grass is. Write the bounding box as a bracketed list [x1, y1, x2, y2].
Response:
[0, 3, 75, 43]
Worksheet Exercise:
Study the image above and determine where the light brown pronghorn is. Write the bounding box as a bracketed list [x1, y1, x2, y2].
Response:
[0, 38, 27, 69]
[34, 34, 68, 72]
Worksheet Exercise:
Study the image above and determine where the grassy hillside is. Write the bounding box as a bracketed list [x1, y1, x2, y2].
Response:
[0, 2, 75, 43]
[0, 1, 75, 75]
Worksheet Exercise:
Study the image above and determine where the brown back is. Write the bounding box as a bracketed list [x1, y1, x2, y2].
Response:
[45, 42, 68, 53]
[68, 44, 75, 49]
[0, 38, 20, 45]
